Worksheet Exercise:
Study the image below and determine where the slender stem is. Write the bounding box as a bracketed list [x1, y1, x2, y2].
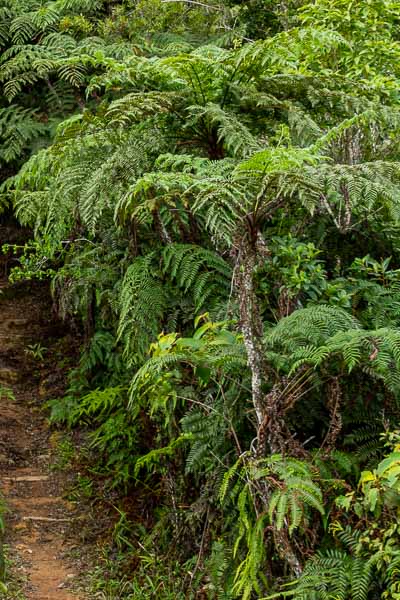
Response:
[161, 0, 222, 10]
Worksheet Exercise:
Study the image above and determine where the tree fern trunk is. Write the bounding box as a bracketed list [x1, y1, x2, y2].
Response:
[234, 233, 265, 428]
[234, 231, 303, 576]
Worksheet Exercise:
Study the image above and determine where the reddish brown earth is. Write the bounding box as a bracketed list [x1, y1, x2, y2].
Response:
[0, 270, 82, 599]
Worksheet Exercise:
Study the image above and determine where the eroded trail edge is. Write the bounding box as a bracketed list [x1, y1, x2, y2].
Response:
[0, 273, 81, 599]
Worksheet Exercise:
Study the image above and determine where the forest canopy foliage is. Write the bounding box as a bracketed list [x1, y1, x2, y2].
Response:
[3, 0, 400, 597]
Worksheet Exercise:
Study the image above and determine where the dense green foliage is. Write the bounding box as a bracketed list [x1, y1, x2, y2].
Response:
[3, 0, 400, 597]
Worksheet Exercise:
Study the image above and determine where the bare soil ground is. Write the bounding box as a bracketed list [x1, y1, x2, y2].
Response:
[0, 266, 83, 599]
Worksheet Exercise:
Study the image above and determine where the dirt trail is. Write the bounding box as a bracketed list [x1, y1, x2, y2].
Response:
[0, 272, 81, 599]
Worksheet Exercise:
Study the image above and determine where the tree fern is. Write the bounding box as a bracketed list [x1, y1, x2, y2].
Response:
[162, 243, 231, 310]
[5, 1, 400, 595]
[0, 105, 47, 164]
[118, 255, 168, 365]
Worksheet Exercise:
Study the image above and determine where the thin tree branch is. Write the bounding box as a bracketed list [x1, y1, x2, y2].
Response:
[161, 0, 223, 10]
